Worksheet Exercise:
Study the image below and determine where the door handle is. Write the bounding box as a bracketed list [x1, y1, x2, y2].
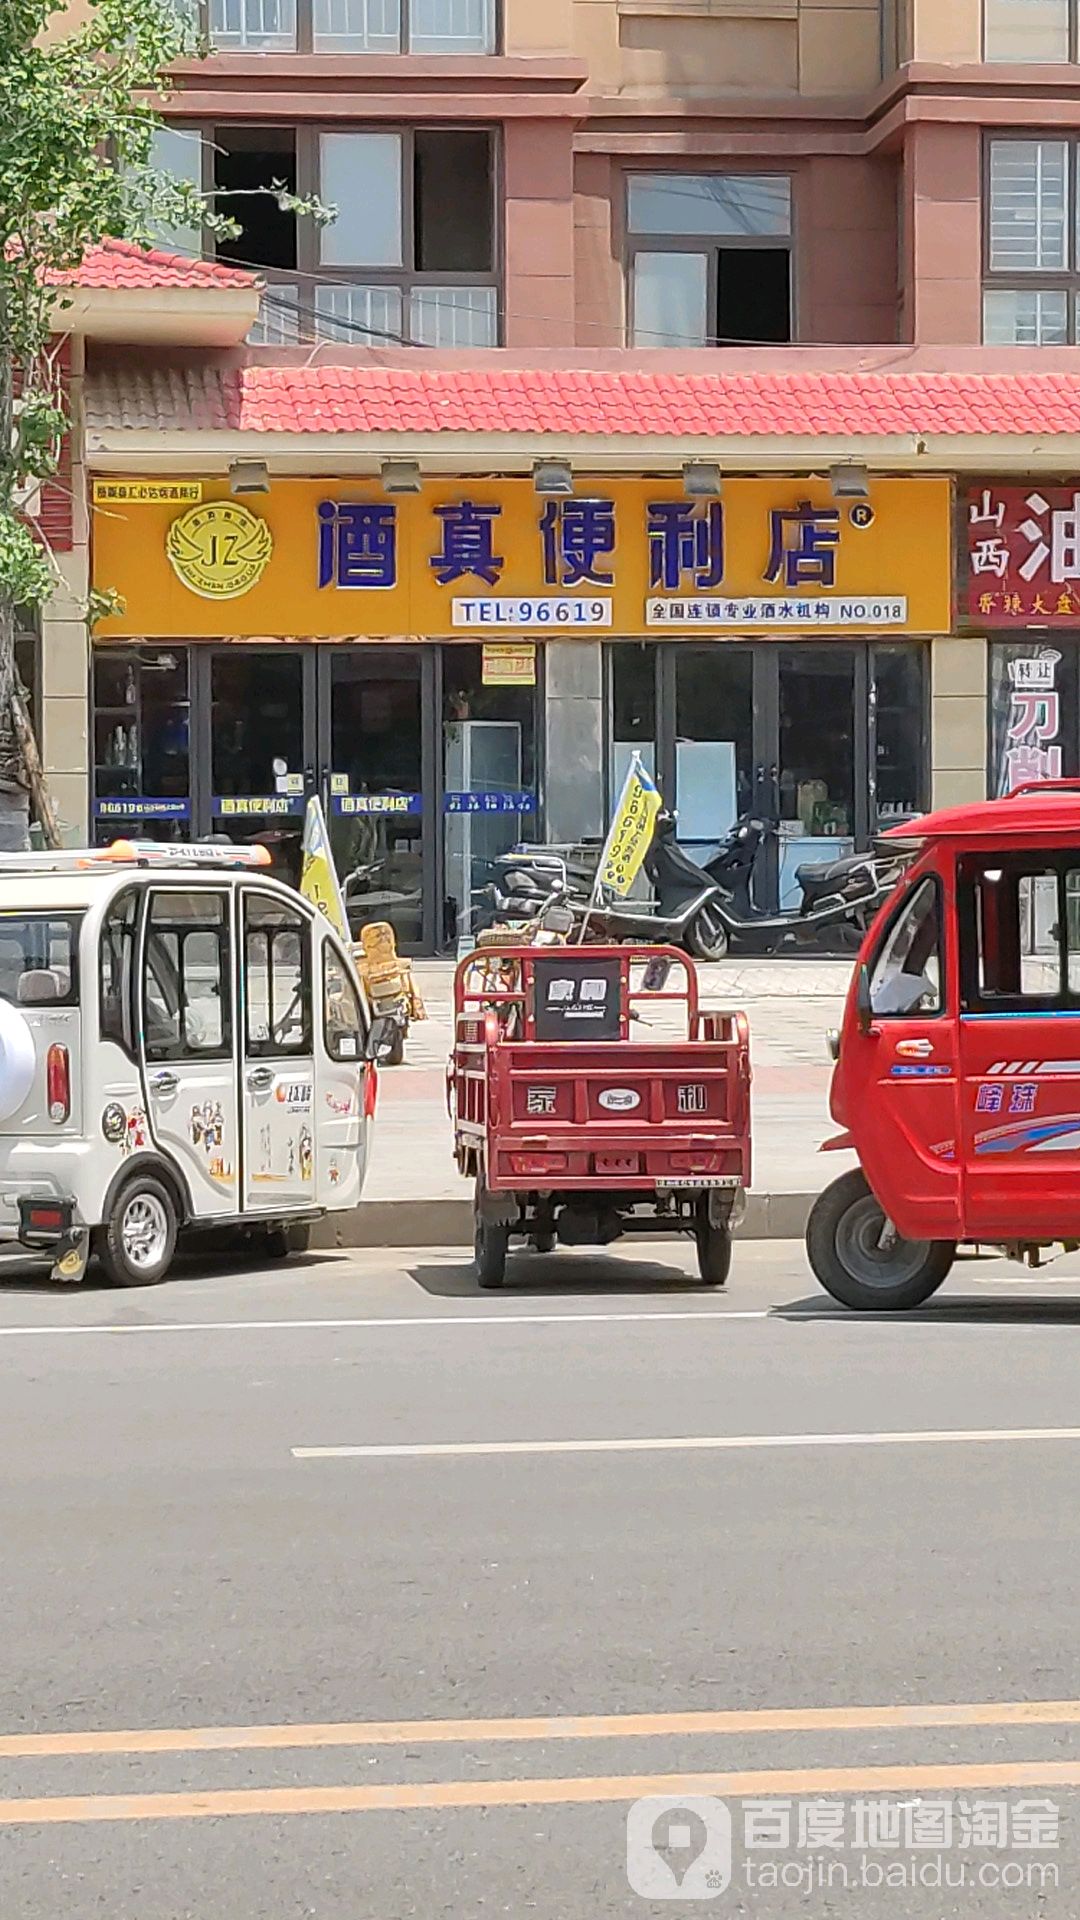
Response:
[149, 1070, 178, 1097]
[247, 1066, 275, 1093]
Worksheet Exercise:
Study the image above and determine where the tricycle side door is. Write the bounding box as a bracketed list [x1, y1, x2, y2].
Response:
[140, 886, 240, 1219]
[240, 890, 317, 1213]
[958, 855, 1080, 1239]
[840, 872, 961, 1241]
[317, 933, 369, 1210]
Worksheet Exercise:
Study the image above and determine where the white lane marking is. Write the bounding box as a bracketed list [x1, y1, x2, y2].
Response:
[293, 1425, 1080, 1461]
[0, 1310, 771, 1338]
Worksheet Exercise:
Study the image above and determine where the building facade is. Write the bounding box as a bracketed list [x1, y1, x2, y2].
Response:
[37, 0, 1080, 946]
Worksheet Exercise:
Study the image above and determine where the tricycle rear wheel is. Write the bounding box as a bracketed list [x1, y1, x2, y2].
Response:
[695, 1212, 732, 1287]
[474, 1215, 508, 1288]
[806, 1169, 954, 1313]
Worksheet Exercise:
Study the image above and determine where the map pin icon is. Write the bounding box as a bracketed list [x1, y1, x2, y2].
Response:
[651, 1805, 709, 1888]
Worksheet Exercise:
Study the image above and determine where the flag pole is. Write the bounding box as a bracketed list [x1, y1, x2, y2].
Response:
[576, 752, 641, 945]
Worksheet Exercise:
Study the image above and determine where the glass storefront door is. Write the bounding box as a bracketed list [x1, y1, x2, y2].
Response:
[318, 648, 432, 951]
[620, 639, 927, 913]
[441, 644, 539, 948]
[209, 649, 313, 886]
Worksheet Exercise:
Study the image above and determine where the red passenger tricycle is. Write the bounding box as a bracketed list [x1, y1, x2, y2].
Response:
[448, 944, 751, 1288]
[808, 782, 1080, 1310]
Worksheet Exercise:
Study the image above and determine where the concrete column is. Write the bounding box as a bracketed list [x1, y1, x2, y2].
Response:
[902, 123, 982, 345]
[543, 641, 605, 843]
[503, 122, 576, 348]
[931, 635, 987, 809]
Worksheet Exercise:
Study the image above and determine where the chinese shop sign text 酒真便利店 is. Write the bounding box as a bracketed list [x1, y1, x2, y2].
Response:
[91, 478, 951, 640]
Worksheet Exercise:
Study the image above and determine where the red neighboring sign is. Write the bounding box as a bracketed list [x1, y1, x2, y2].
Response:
[967, 485, 1080, 626]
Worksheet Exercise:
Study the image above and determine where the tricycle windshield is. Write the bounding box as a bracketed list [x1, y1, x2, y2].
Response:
[868, 877, 943, 1017]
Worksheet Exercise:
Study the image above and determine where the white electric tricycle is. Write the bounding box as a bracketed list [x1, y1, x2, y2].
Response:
[0, 840, 394, 1286]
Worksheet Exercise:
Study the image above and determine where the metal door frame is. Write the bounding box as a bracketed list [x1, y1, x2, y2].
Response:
[316, 643, 438, 955]
[192, 644, 318, 831]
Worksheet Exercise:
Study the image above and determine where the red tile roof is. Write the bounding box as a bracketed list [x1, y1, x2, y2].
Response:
[54, 238, 257, 293]
[86, 362, 1080, 439]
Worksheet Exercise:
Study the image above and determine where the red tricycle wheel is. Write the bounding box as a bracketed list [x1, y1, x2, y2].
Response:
[806, 1170, 954, 1313]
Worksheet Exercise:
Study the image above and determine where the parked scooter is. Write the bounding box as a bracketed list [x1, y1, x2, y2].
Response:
[702, 815, 903, 956]
[490, 816, 727, 958]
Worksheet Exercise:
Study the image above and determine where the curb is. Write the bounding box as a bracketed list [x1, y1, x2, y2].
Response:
[311, 1192, 816, 1249]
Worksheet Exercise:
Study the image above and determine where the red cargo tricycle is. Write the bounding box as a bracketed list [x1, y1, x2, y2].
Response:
[448, 944, 751, 1288]
[808, 781, 1080, 1311]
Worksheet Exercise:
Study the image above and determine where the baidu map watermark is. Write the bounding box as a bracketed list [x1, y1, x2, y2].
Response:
[626, 1793, 1061, 1900]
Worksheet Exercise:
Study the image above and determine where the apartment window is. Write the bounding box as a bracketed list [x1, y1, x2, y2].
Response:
[158, 121, 498, 346]
[983, 137, 1080, 342]
[205, 0, 495, 51]
[312, 127, 497, 345]
[627, 174, 792, 348]
[146, 124, 203, 256]
[985, 0, 1074, 61]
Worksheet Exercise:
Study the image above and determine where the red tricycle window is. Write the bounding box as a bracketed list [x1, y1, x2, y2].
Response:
[960, 859, 1080, 1010]
[869, 878, 943, 1018]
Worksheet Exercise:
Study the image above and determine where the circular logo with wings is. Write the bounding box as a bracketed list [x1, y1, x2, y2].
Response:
[165, 501, 273, 600]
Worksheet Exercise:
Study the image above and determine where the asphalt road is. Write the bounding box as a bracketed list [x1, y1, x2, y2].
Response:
[2, 1238, 1080, 1916]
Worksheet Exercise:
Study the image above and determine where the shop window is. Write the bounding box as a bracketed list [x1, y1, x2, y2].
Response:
[627, 174, 793, 347]
[327, 650, 424, 951]
[873, 644, 926, 824]
[442, 644, 538, 946]
[673, 647, 754, 840]
[988, 641, 1078, 796]
[92, 648, 190, 844]
[611, 644, 657, 796]
[983, 138, 1080, 342]
[779, 648, 855, 839]
[984, 0, 1073, 61]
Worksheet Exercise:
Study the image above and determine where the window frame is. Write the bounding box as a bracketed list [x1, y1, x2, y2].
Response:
[99, 887, 140, 1057]
[867, 874, 947, 1022]
[982, 133, 1080, 342]
[624, 170, 796, 349]
[0, 914, 80, 1012]
[170, 119, 501, 347]
[243, 893, 314, 1060]
[322, 941, 368, 1063]
[200, 0, 499, 54]
[959, 852, 1080, 1013]
[141, 888, 232, 1064]
[983, 0, 1077, 63]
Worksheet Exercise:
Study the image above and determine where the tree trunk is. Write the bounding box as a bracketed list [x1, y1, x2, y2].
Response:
[0, 592, 29, 852]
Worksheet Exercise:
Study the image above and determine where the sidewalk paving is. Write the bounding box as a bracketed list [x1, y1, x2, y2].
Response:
[346, 956, 856, 1242]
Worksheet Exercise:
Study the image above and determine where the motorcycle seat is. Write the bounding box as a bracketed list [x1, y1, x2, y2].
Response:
[795, 852, 868, 891]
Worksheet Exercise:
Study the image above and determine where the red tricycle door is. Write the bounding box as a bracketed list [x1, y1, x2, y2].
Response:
[958, 854, 1080, 1239]
[843, 874, 961, 1241]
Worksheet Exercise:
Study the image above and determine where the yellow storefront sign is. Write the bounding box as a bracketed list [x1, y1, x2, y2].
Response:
[92, 477, 952, 640]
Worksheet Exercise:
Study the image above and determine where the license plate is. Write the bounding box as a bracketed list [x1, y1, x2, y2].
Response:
[663, 1175, 741, 1190]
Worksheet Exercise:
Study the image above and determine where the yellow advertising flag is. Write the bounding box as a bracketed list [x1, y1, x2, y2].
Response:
[299, 796, 350, 942]
[598, 755, 663, 897]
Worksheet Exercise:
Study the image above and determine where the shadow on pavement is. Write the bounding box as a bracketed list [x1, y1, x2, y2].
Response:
[775, 1293, 1080, 1325]
[409, 1252, 711, 1298]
